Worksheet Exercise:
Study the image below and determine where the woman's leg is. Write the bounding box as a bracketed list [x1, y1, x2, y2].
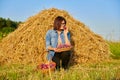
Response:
[52, 53, 61, 70]
[61, 51, 71, 69]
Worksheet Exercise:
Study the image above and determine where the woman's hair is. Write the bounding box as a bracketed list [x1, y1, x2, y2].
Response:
[53, 16, 66, 30]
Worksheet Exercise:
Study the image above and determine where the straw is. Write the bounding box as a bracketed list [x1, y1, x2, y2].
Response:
[0, 8, 111, 65]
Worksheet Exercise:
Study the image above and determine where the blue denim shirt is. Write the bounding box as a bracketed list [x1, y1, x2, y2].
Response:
[45, 29, 71, 61]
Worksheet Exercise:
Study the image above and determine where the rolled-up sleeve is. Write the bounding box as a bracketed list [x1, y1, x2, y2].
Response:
[45, 31, 51, 51]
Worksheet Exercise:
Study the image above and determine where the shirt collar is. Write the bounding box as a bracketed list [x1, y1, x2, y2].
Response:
[53, 30, 57, 33]
[53, 29, 64, 33]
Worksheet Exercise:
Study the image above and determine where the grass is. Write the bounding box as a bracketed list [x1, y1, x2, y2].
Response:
[0, 41, 120, 80]
[107, 41, 120, 59]
[0, 60, 120, 80]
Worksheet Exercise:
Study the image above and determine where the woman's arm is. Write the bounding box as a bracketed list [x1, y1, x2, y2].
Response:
[47, 46, 55, 51]
[48, 46, 62, 52]
[46, 31, 52, 51]
[46, 31, 60, 52]
[64, 27, 71, 45]
[64, 33, 71, 45]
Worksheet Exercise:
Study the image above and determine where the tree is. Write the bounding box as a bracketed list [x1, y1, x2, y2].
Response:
[0, 17, 22, 39]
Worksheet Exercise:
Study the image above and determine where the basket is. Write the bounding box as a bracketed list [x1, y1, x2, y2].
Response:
[37, 61, 56, 74]
[56, 44, 73, 52]
[56, 46, 72, 52]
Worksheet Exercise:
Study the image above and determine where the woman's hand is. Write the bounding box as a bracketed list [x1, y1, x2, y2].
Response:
[47, 46, 62, 52]
[64, 26, 69, 35]
[53, 48, 62, 52]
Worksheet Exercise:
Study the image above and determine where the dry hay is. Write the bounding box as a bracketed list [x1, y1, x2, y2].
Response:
[0, 8, 111, 65]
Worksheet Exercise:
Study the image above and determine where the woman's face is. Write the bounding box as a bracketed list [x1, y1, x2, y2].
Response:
[59, 20, 66, 30]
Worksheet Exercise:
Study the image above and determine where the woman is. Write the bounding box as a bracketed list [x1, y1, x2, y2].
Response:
[45, 16, 71, 70]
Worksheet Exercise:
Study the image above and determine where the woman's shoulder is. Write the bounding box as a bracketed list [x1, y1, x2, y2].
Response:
[46, 29, 55, 34]
[47, 29, 54, 33]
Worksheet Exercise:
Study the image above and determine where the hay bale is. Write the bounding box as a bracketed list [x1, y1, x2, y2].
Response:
[0, 8, 111, 65]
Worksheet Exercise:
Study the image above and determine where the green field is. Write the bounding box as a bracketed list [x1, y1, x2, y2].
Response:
[108, 41, 120, 59]
[0, 41, 120, 80]
[0, 60, 120, 80]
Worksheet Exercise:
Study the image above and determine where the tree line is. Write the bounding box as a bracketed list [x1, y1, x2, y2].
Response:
[0, 17, 22, 39]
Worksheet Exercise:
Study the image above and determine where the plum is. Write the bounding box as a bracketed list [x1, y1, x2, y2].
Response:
[57, 44, 71, 49]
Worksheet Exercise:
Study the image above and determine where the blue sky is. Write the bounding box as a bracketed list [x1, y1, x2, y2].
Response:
[0, 0, 120, 41]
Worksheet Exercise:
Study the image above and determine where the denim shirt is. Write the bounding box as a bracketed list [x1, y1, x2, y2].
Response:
[45, 29, 71, 61]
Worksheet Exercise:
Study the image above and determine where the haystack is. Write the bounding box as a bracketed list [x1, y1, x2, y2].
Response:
[0, 8, 111, 65]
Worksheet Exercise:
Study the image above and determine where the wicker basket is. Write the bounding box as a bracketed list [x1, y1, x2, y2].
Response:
[37, 61, 56, 74]
[56, 46, 72, 52]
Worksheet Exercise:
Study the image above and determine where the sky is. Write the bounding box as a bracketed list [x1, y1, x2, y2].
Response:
[0, 0, 120, 41]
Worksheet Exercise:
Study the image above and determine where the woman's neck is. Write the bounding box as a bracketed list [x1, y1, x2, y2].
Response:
[57, 30, 62, 35]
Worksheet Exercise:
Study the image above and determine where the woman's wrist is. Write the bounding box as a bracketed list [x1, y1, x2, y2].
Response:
[48, 46, 55, 51]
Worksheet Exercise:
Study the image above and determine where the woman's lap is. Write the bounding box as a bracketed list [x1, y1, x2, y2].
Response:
[52, 51, 71, 69]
